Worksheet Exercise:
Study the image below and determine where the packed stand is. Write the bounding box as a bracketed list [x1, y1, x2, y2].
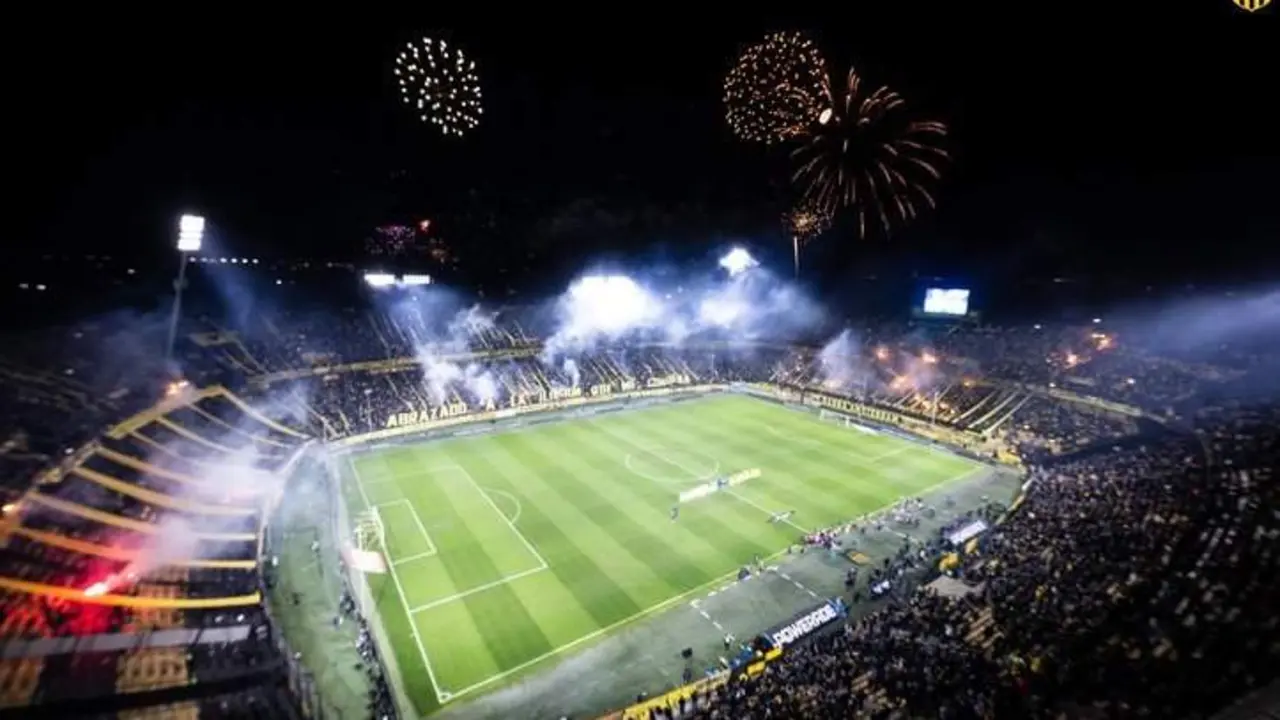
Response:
[0, 381, 307, 716]
[674, 397, 1278, 719]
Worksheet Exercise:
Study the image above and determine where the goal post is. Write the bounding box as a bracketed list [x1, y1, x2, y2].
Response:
[818, 408, 851, 427]
[343, 509, 389, 576]
[353, 509, 386, 553]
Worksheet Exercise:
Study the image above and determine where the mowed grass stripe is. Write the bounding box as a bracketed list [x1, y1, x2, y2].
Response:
[562, 422, 787, 567]
[377, 503, 431, 561]
[429, 466, 542, 577]
[625, 410, 887, 526]
[435, 445, 637, 645]
[731, 399, 975, 475]
[413, 588, 501, 691]
[693, 403, 960, 496]
[703, 409, 915, 502]
[581, 416, 821, 539]
[568, 419, 789, 562]
[593, 404, 836, 528]
[645, 404, 961, 527]
[475, 436, 679, 604]
[505, 428, 717, 591]
[347, 395, 988, 713]
[377, 454, 555, 682]
[444, 442, 650, 628]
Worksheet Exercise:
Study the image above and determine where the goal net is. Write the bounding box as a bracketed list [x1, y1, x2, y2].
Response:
[819, 409, 854, 428]
[353, 510, 385, 552]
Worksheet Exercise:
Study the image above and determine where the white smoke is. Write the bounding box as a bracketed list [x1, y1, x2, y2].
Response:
[422, 354, 462, 404]
[98, 394, 303, 590]
[382, 292, 506, 407]
[446, 305, 498, 351]
[563, 358, 581, 387]
[463, 362, 499, 404]
[543, 275, 664, 359]
[541, 260, 825, 363]
[817, 329, 867, 392]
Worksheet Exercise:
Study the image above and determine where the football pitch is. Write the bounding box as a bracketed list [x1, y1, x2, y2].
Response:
[342, 394, 984, 716]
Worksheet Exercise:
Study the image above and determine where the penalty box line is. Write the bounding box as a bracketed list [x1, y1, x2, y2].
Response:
[371, 499, 438, 565]
[403, 464, 550, 613]
[348, 458, 450, 704]
[432, 460, 995, 705]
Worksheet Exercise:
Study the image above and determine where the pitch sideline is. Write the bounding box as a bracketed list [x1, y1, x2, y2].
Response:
[348, 458, 452, 703]
[427, 461, 993, 708]
[376, 498, 438, 564]
[352, 442, 993, 709]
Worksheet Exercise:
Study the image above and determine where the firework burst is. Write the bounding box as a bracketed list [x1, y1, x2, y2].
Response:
[791, 67, 949, 237]
[393, 36, 483, 137]
[723, 31, 829, 144]
[782, 201, 833, 277]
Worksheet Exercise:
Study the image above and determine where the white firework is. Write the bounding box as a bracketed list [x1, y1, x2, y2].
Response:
[393, 37, 483, 137]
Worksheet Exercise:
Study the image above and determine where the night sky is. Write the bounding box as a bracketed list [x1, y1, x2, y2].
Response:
[19, 5, 1279, 297]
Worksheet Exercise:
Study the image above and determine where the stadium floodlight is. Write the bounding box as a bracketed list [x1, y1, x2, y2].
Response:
[177, 214, 205, 252]
[166, 213, 206, 363]
[362, 272, 397, 288]
[719, 247, 758, 277]
[363, 271, 433, 289]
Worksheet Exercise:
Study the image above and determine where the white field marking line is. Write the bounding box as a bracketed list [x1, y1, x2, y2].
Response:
[376, 498, 437, 557]
[402, 432, 989, 706]
[482, 486, 524, 525]
[434, 543, 795, 705]
[408, 565, 548, 613]
[393, 552, 436, 566]
[623, 452, 678, 486]
[591, 420, 720, 481]
[764, 424, 942, 484]
[725, 489, 810, 534]
[348, 458, 450, 704]
[868, 446, 910, 462]
[764, 424, 877, 463]
[771, 401, 980, 465]
[436, 464, 549, 571]
[395, 464, 549, 612]
[622, 452, 722, 488]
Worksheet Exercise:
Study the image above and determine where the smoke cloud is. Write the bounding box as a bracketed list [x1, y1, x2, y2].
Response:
[816, 329, 867, 393]
[540, 259, 825, 362]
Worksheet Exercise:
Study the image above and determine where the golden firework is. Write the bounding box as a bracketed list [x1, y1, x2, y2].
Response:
[782, 201, 833, 277]
[783, 202, 833, 242]
[791, 68, 949, 237]
[723, 31, 829, 144]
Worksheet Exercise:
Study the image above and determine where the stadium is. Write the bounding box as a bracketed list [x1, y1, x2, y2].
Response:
[0, 239, 1276, 720]
[11, 15, 1279, 720]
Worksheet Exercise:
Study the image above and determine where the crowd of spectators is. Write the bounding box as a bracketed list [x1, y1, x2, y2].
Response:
[344, 590, 396, 720]
[673, 404, 1278, 718]
[2, 296, 1276, 719]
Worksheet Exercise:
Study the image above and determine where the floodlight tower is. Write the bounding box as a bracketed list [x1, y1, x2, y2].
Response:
[165, 214, 204, 363]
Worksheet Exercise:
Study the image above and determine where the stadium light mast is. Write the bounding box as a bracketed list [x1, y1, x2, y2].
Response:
[166, 214, 204, 363]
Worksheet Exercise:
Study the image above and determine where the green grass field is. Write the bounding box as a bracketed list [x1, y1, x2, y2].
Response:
[343, 394, 981, 716]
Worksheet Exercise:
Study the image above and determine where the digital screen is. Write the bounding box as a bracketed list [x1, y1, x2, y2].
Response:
[923, 288, 970, 316]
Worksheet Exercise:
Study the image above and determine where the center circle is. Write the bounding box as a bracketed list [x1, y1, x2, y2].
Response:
[624, 447, 721, 485]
